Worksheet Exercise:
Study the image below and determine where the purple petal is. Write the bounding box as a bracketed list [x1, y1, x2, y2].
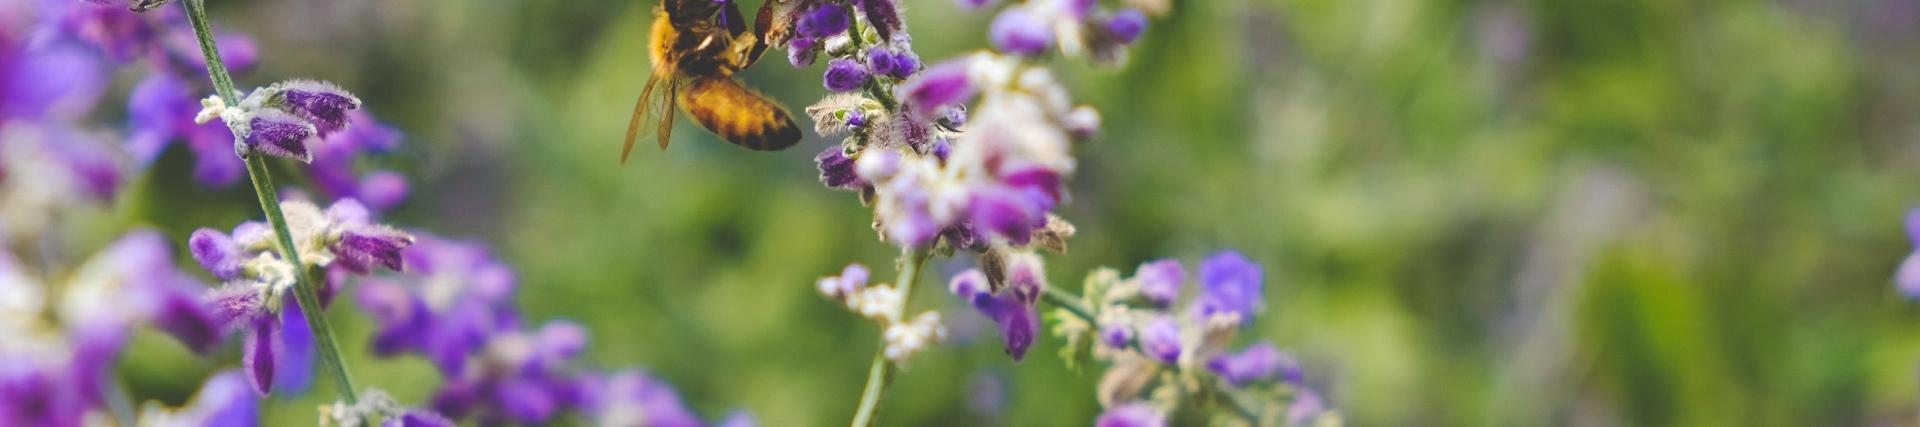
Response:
[278, 80, 361, 137]
[1194, 250, 1263, 323]
[189, 228, 243, 280]
[1134, 260, 1183, 307]
[497, 379, 557, 423]
[242, 313, 280, 395]
[896, 58, 975, 120]
[989, 8, 1052, 55]
[1095, 403, 1165, 427]
[273, 300, 316, 395]
[242, 109, 316, 162]
[787, 37, 817, 68]
[152, 287, 224, 354]
[815, 146, 864, 189]
[332, 227, 414, 274]
[357, 171, 409, 212]
[4, 43, 105, 120]
[949, 269, 988, 300]
[794, 3, 850, 39]
[1140, 316, 1180, 364]
[823, 58, 868, 92]
[1205, 341, 1288, 386]
[1105, 9, 1148, 44]
[191, 371, 260, 427]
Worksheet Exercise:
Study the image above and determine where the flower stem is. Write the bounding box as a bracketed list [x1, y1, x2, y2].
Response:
[181, 0, 360, 405]
[848, 247, 930, 427]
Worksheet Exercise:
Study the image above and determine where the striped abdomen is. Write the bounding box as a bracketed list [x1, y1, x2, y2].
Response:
[680, 76, 802, 151]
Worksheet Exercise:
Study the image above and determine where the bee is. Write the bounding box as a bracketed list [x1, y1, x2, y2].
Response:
[622, 0, 804, 162]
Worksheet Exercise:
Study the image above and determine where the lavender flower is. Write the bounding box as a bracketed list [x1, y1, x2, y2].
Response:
[1193, 250, 1263, 323]
[950, 269, 1038, 360]
[1094, 402, 1165, 427]
[815, 146, 865, 189]
[796, 3, 851, 40]
[127, 73, 244, 186]
[237, 109, 317, 162]
[1134, 259, 1182, 307]
[274, 80, 362, 137]
[896, 58, 975, 121]
[989, 8, 1052, 55]
[1896, 208, 1920, 298]
[1139, 315, 1180, 364]
[824, 58, 869, 92]
[788, 37, 818, 67]
[430, 321, 588, 424]
[354, 234, 517, 375]
[1205, 341, 1292, 386]
[1105, 9, 1148, 44]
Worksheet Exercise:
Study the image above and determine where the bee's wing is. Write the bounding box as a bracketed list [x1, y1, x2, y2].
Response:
[658, 81, 677, 151]
[621, 75, 663, 163]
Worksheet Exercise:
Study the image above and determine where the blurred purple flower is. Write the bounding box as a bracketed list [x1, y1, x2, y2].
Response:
[896, 58, 974, 120]
[1897, 208, 1920, 299]
[1099, 322, 1131, 348]
[1205, 341, 1295, 386]
[4, 43, 106, 121]
[989, 8, 1052, 55]
[1094, 403, 1165, 427]
[432, 321, 589, 424]
[1134, 259, 1182, 307]
[382, 410, 455, 427]
[355, 234, 518, 375]
[1140, 316, 1179, 364]
[1192, 250, 1263, 323]
[127, 73, 243, 186]
[141, 370, 259, 427]
[950, 269, 1038, 360]
[0, 354, 88, 427]
[583, 370, 705, 427]
[1105, 9, 1147, 44]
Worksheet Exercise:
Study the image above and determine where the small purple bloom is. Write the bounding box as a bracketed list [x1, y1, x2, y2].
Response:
[896, 58, 974, 120]
[1193, 250, 1264, 323]
[815, 147, 864, 189]
[1205, 341, 1293, 386]
[989, 8, 1053, 55]
[951, 269, 1038, 360]
[1099, 322, 1132, 348]
[865, 49, 897, 78]
[1095, 403, 1165, 427]
[787, 37, 817, 67]
[795, 3, 850, 40]
[190, 228, 244, 280]
[1106, 9, 1148, 44]
[241, 109, 317, 162]
[846, 108, 868, 128]
[1140, 316, 1180, 364]
[383, 410, 456, 427]
[888, 50, 920, 79]
[1134, 259, 1183, 307]
[584, 370, 704, 427]
[277, 80, 361, 137]
[1898, 208, 1920, 299]
[823, 58, 868, 92]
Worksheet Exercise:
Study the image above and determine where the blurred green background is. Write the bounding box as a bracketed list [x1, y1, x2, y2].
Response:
[97, 0, 1920, 425]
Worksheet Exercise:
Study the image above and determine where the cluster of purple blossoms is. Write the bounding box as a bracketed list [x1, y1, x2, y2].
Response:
[969, 0, 1151, 63]
[0, 231, 251, 426]
[189, 197, 415, 394]
[1055, 251, 1337, 426]
[354, 234, 751, 426]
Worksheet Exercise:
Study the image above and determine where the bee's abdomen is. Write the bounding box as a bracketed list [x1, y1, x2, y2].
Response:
[681, 77, 801, 151]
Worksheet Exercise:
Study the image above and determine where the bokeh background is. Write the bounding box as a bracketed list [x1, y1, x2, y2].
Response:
[77, 0, 1920, 425]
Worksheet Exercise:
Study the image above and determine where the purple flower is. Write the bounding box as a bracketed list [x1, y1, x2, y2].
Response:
[240, 109, 317, 162]
[355, 234, 517, 375]
[865, 49, 897, 77]
[896, 58, 975, 120]
[0, 355, 88, 427]
[1897, 208, 1920, 299]
[583, 370, 705, 427]
[823, 58, 868, 92]
[989, 8, 1052, 55]
[795, 3, 850, 40]
[71, 230, 224, 354]
[1106, 9, 1148, 44]
[1192, 250, 1263, 323]
[1205, 341, 1298, 386]
[190, 228, 245, 280]
[856, 0, 903, 41]
[1095, 403, 1165, 427]
[126, 73, 243, 186]
[787, 37, 817, 67]
[815, 146, 865, 189]
[950, 269, 1038, 360]
[1099, 322, 1132, 348]
[1140, 316, 1180, 364]
[426, 320, 588, 424]
[383, 410, 456, 427]
[275, 80, 361, 137]
[1134, 259, 1182, 307]
[310, 110, 407, 210]
[4, 43, 106, 120]
[156, 371, 259, 427]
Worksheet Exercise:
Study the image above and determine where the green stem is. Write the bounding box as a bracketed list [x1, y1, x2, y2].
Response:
[848, 247, 931, 427]
[182, 0, 360, 405]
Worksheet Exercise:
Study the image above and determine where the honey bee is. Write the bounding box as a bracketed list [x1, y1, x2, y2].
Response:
[622, 0, 804, 162]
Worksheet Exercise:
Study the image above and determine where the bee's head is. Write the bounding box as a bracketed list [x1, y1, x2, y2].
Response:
[663, 0, 725, 23]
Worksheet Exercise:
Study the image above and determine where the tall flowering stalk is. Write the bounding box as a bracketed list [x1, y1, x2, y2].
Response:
[173, 0, 368, 405]
[782, 0, 1186, 424]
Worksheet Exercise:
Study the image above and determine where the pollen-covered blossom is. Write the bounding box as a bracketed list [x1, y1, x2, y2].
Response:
[820, 263, 949, 362]
[1056, 251, 1340, 426]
